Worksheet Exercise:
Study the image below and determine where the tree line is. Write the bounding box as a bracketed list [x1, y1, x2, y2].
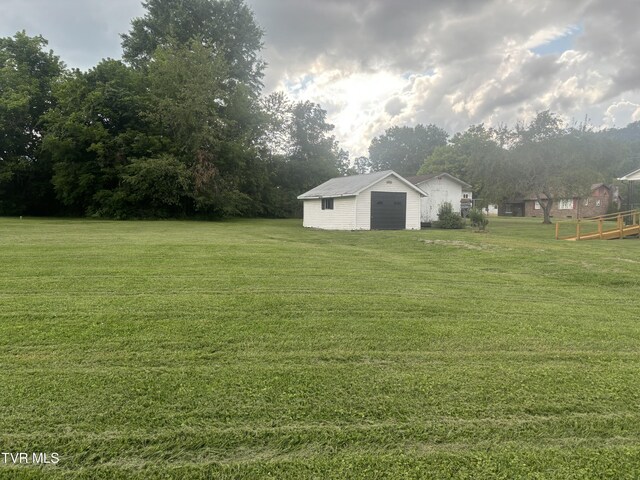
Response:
[2, 0, 640, 220]
[363, 115, 640, 223]
[1, 0, 350, 218]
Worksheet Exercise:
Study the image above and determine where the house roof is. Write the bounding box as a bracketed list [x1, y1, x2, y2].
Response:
[524, 184, 611, 201]
[297, 170, 426, 200]
[618, 167, 640, 182]
[406, 173, 472, 190]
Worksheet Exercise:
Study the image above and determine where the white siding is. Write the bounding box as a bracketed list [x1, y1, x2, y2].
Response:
[417, 177, 464, 222]
[485, 205, 499, 216]
[302, 197, 357, 229]
[355, 177, 422, 230]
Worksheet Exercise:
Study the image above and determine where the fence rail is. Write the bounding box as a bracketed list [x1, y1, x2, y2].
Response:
[555, 210, 640, 241]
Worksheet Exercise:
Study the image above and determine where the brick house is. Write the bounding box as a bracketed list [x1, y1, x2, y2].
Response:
[524, 184, 620, 219]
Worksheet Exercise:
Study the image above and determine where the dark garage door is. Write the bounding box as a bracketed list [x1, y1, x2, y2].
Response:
[370, 191, 407, 230]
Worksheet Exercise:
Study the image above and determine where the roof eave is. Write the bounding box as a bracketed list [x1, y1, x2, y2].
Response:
[297, 193, 358, 200]
[618, 167, 640, 181]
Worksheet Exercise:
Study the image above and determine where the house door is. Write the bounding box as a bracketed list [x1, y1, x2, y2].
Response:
[370, 192, 406, 230]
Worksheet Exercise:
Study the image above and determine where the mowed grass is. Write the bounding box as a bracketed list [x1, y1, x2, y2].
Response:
[1, 217, 640, 479]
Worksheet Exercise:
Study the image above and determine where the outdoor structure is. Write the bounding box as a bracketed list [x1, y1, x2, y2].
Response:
[618, 167, 640, 210]
[556, 209, 640, 241]
[406, 173, 473, 224]
[498, 197, 525, 216]
[524, 184, 620, 219]
[297, 170, 425, 230]
[484, 204, 499, 216]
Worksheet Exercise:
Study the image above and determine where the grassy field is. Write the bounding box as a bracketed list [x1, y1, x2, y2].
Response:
[1, 216, 640, 479]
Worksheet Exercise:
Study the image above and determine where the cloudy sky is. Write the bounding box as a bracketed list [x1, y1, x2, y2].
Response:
[2, 0, 640, 157]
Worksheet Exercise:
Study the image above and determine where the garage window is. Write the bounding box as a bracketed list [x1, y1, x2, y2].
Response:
[321, 198, 334, 210]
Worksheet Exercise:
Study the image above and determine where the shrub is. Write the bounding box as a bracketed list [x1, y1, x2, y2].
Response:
[468, 208, 489, 231]
[434, 202, 465, 229]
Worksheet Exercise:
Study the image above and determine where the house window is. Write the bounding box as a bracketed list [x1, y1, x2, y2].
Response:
[321, 198, 334, 210]
[596, 199, 601, 207]
[463, 193, 469, 199]
[558, 198, 573, 210]
[534, 201, 541, 210]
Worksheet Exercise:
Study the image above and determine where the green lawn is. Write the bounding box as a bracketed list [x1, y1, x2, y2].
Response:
[1, 217, 640, 479]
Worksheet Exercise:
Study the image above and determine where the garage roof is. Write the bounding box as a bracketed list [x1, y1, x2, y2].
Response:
[406, 173, 472, 190]
[297, 170, 426, 199]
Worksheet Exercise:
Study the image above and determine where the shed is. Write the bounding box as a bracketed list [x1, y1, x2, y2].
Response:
[297, 170, 425, 230]
[406, 173, 472, 224]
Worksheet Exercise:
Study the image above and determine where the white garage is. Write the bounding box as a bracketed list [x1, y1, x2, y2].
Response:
[297, 170, 426, 230]
[407, 173, 472, 224]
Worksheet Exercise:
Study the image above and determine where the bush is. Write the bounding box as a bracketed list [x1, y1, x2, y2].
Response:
[468, 208, 489, 231]
[434, 202, 465, 229]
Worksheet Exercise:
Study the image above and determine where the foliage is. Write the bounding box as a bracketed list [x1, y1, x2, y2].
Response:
[121, 0, 264, 94]
[95, 155, 191, 218]
[0, 31, 64, 215]
[369, 124, 448, 176]
[510, 111, 601, 224]
[434, 201, 465, 229]
[419, 113, 635, 225]
[468, 208, 489, 231]
[42, 59, 152, 215]
[260, 95, 344, 216]
[353, 156, 372, 174]
[419, 124, 509, 205]
[5, 4, 640, 222]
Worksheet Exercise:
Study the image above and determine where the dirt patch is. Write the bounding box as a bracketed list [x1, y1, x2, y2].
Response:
[605, 257, 640, 264]
[421, 239, 490, 251]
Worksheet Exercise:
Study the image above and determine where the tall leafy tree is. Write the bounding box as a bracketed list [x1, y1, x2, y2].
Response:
[510, 111, 600, 224]
[0, 31, 64, 214]
[42, 60, 153, 215]
[121, 0, 264, 94]
[369, 124, 448, 176]
[145, 40, 263, 216]
[260, 95, 344, 216]
[122, 0, 269, 217]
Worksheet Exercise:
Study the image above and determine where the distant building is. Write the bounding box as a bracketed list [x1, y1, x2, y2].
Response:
[406, 173, 473, 224]
[523, 184, 620, 219]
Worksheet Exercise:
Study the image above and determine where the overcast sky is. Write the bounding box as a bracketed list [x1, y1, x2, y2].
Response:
[2, 0, 639, 157]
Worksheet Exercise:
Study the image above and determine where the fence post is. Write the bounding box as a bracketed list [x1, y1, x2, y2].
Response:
[555, 222, 560, 240]
[619, 214, 624, 238]
[599, 218, 603, 239]
[576, 220, 581, 240]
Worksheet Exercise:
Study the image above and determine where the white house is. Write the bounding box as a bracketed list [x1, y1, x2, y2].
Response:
[297, 170, 426, 230]
[407, 173, 473, 224]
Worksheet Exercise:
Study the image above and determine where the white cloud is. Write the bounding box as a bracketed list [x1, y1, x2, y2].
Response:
[0, 0, 145, 70]
[248, 0, 640, 157]
[603, 101, 640, 128]
[3, 0, 640, 158]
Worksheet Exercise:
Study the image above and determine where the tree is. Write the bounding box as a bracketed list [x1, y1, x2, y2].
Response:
[419, 124, 509, 205]
[369, 124, 448, 176]
[42, 59, 152, 215]
[353, 156, 372, 174]
[260, 95, 345, 216]
[121, 0, 264, 94]
[511, 111, 599, 224]
[146, 40, 263, 217]
[0, 31, 64, 215]
[122, 0, 269, 217]
[113, 155, 191, 218]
